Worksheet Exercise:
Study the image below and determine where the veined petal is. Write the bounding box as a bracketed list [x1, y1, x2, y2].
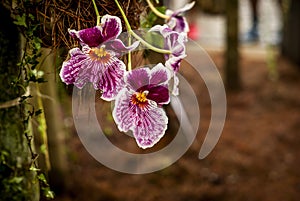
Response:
[149, 63, 171, 86]
[167, 16, 189, 33]
[100, 15, 122, 42]
[126, 67, 151, 91]
[134, 107, 168, 149]
[68, 15, 122, 48]
[61, 47, 125, 100]
[97, 57, 126, 101]
[165, 55, 184, 72]
[69, 26, 103, 48]
[113, 89, 136, 132]
[60, 48, 88, 85]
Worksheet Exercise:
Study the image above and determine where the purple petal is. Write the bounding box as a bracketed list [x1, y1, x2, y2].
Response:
[112, 89, 136, 132]
[166, 31, 187, 57]
[60, 48, 88, 85]
[149, 63, 171, 85]
[165, 55, 183, 72]
[61, 47, 125, 100]
[134, 107, 168, 149]
[167, 16, 189, 33]
[100, 15, 122, 42]
[105, 39, 140, 57]
[126, 67, 151, 91]
[150, 25, 187, 58]
[69, 27, 103, 47]
[97, 57, 126, 100]
[113, 89, 168, 149]
[138, 85, 170, 105]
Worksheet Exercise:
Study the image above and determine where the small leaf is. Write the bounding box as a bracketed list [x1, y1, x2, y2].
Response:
[9, 176, 24, 184]
[38, 173, 47, 184]
[14, 14, 27, 28]
[43, 187, 55, 199]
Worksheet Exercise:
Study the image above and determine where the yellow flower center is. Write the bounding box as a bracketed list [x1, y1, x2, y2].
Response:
[131, 90, 149, 107]
[93, 47, 107, 57]
[135, 91, 148, 103]
[89, 47, 110, 61]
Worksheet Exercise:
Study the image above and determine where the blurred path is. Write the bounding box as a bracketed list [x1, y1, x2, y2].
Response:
[193, 0, 282, 57]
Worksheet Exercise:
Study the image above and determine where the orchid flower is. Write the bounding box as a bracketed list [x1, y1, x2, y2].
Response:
[165, 1, 195, 33]
[146, 0, 195, 34]
[150, 25, 187, 95]
[113, 64, 171, 149]
[60, 15, 139, 101]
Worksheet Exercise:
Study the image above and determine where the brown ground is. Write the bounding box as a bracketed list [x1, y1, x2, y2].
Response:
[53, 50, 300, 201]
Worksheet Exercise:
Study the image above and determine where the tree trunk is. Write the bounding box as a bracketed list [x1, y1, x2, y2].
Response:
[0, 4, 39, 201]
[281, 0, 300, 66]
[38, 48, 69, 193]
[225, 0, 241, 90]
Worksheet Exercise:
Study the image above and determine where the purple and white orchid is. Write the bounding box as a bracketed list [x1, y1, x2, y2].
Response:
[166, 1, 195, 34]
[150, 24, 187, 95]
[60, 15, 138, 100]
[113, 64, 171, 149]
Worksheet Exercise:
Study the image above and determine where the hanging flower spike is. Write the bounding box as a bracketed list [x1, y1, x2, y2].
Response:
[113, 64, 171, 149]
[60, 15, 139, 101]
[166, 1, 195, 34]
[150, 25, 187, 95]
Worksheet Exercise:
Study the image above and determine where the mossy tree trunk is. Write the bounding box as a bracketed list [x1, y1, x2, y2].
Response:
[35, 48, 69, 193]
[0, 4, 39, 201]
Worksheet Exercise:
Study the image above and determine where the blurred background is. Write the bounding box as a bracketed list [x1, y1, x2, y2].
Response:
[1, 0, 300, 200]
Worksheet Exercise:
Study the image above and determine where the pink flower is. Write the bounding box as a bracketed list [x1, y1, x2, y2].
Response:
[60, 15, 138, 100]
[113, 64, 171, 149]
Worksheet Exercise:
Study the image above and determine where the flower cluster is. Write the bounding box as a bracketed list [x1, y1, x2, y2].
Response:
[60, 1, 194, 149]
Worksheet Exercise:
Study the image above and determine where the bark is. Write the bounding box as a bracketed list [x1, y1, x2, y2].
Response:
[225, 0, 241, 90]
[281, 0, 300, 66]
[38, 49, 69, 193]
[0, 4, 39, 201]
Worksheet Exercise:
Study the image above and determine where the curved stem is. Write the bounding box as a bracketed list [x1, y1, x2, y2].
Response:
[130, 30, 171, 54]
[146, 0, 170, 19]
[127, 36, 132, 71]
[91, 0, 100, 25]
[114, 0, 132, 31]
[115, 0, 171, 56]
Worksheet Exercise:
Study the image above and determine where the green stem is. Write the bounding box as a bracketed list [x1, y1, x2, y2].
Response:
[114, 0, 132, 31]
[91, 0, 101, 25]
[115, 0, 171, 55]
[114, 0, 132, 71]
[130, 30, 171, 54]
[127, 36, 132, 71]
[146, 0, 170, 19]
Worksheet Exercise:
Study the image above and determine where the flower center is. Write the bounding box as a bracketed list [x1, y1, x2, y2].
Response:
[131, 91, 149, 107]
[89, 47, 110, 61]
[94, 47, 107, 57]
[136, 91, 148, 103]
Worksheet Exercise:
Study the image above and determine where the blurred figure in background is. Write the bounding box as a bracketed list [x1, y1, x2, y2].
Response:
[242, 0, 282, 44]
